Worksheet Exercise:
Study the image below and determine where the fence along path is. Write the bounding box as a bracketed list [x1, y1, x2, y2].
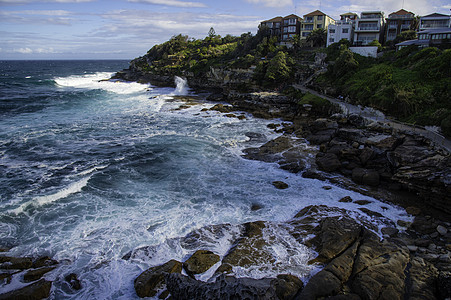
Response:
[292, 84, 451, 153]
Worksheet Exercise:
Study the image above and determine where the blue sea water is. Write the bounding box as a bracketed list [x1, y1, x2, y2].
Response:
[0, 60, 411, 299]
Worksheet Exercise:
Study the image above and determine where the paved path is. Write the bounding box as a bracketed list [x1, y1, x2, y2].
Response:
[293, 84, 451, 153]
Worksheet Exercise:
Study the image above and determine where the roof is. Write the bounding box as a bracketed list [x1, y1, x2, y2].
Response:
[395, 39, 429, 46]
[284, 14, 302, 19]
[304, 10, 326, 17]
[419, 28, 451, 34]
[262, 16, 283, 23]
[389, 9, 414, 17]
[421, 13, 451, 19]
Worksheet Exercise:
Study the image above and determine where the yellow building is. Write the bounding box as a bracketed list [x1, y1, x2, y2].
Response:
[301, 10, 335, 39]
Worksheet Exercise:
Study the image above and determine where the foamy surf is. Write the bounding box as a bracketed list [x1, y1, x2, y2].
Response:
[11, 174, 92, 215]
[54, 72, 150, 94]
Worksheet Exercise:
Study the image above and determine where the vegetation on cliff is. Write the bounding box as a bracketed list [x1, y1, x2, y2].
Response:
[128, 30, 450, 136]
[322, 40, 451, 136]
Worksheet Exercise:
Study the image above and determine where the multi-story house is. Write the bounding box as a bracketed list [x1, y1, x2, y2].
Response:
[281, 14, 303, 41]
[326, 12, 358, 46]
[353, 11, 385, 45]
[385, 9, 416, 42]
[419, 13, 451, 30]
[260, 16, 283, 38]
[300, 10, 335, 39]
[396, 13, 451, 50]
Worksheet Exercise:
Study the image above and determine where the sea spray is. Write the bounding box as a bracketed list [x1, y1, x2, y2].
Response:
[173, 76, 189, 95]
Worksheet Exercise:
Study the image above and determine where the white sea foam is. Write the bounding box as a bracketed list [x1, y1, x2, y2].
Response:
[54, 72, 150, 94]
[11, 175, 92, 215]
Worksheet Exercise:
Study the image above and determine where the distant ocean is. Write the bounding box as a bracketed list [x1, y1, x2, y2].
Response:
[0, 60, 410, 298]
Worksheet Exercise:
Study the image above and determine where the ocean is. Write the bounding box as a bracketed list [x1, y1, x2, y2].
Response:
[0, 60, 411, 299]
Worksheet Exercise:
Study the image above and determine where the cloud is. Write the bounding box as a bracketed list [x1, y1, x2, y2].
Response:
[0, 0, 94, 3]
[14, 47, 33, 53]
[127, 0, 206, 8]
[0, 10, 73, 25]
[245, 0, 293, 7]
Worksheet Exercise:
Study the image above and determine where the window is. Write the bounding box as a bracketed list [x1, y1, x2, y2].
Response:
[283, 27, 288, 33]
[342, 28, 349, 33]
[306, 17, 313, 22]
[288, 26, 296, 33]
[317, 15, 323, 20]
[329, 29, 335, 33]
[304, 24, 313, 30]
[283, 34, 288, 40]
[302, 32, 310, 37]
[289, 18, 297, 25]
[329, 38, 334, 42]
[317, 24, 322, 29]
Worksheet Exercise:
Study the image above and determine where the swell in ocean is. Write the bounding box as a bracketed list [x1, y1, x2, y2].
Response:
[0, 61, 411, 298]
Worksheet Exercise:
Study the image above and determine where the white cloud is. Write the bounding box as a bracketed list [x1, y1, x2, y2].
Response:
[0, 0, 94, 3]
[127, 0, 206, 8]
[14, 47, 33, 54]
[245, 0, 293, 8]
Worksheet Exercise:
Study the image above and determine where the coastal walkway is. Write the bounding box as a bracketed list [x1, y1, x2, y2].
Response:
[292, 84, 451, 153]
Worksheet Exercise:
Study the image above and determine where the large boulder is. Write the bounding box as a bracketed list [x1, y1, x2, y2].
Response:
[316, 153, 341, 172]
[0, 279, 51, 300]
[183, 250, 220, 278]
[134, 259, 182, 298]
[352, 167, 380, 186]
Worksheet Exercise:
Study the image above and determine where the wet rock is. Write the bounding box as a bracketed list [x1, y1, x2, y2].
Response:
[243, 136, 292, 163]
[381, 227, 399, 237]
[24, 266, 56, 283]
[134, 259, 182, 298]
[32, 256, 58, 268]
[307, 129, 336, 145]
[437, 225, 448, 236]
[338, 196, 353, 203]
[296, 269, 341, 299]
[272, 181, 289, 189]
[354, 200, 372, 205]
[406, 206, 422, 216]
[209, 104, 234, 113]
[0, 278, 51, 300]
[322, 186, 332, 190]
[358, 208, 383, 218]
[351, 168, 380, 186]
[273, 274, 304, 300]
[183, 250, 220, 277]
[437, 271, 451, 299]
[316, 153, 341, 172]
[165, 273, 277, 300]
[407, 257, 439, 299]
[0, 256, 32, 270]
[366, 135, 402, 151]
[359, 147, 374, 166]
[65, 273, 82, 290]
[308, 216, 362, 263]
[251, 203, 263, 211]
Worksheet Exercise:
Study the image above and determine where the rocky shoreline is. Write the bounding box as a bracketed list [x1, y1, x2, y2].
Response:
[2, 69, 450, 299]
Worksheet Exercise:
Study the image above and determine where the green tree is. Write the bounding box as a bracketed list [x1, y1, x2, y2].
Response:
[332, 45, 359, 79]
[265, 51, 293, 83]
[208, 27, 216, 38]
[307, 28, 327, 47]
[393, 30, 417, 44]
[368, 39, 382, 51]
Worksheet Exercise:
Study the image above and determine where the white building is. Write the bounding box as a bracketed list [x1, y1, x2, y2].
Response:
[327, 12, 358, 47]
[354, 11, 385, 45]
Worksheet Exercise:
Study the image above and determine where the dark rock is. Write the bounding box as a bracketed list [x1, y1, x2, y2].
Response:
[273, 274, 304, 300]
[243, 136, 292, 163]
[348, 114, 365, 127]
[337, 128, 364, 141]
[359, 147, 374, 166]
[24, 266, 56, 282]
[65, 273, 82, 290]
[165, 273, 277, 300]
[323, 186, 332, 190]
[251, 203, 263, 211]
[381, 227, 399, 237]
[296, 270, 341, 299]
[183, 250, 220, 277]
[0, 256, 32, 270]
[32, 256, 58, 268]
[358, 208, 383, 218]
[0, 278, 51, 300]
[316, 153, 341, 172]
[354, 200, 372, 206]
[406, 206, 422, 216]
[209, 104, 234, 113]
[351, 168, 380, 186]
[272, 181, 289, 189]
[437, 271, 451, 299]
[308, 217, 362, 263]
[206, 93, 225, 102]
[134, 259, 182, 298]
[307, 129, 336, 145]
[339, 196, 353, 203]
[365, 135, 402, 151]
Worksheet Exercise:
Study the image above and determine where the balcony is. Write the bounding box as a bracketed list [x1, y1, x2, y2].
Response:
[361, 14, 383, 19]
[388, 24, 398, 29]
[356, 25, 380, 32]
[401, 24, 411, 30]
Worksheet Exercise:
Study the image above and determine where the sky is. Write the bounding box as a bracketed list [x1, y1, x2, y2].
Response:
[1, 0, 450, 60]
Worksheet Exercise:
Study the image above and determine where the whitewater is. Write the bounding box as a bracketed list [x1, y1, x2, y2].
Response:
[0, 60, 411, 299]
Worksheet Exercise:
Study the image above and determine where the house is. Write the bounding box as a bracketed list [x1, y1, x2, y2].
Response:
[281, 14, 303, 42]
[419, 13, 451, 30]
[396, 13, 451, 50]
[260, 16, 283, 38]
[353, 11, 385, 45]
[385, 9, 416, 42]
[327, 12, 358, 47]
[300, 10, 335, 39]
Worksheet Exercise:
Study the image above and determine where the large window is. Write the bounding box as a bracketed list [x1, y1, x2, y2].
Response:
[317, 15, 323, 20]
[329, 29, 335, 33]
[317, 24, 322, 29]
[342, 28, 349, 33]
[288, 18, 297, 25]
[288, 26, 296, 33]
